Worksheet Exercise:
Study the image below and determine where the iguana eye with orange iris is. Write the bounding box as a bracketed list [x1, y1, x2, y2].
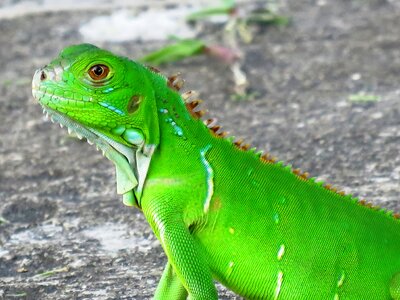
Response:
[88, 64, 109, 80]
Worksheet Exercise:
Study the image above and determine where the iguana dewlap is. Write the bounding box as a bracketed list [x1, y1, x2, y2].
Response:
[32, 44, 400, 299]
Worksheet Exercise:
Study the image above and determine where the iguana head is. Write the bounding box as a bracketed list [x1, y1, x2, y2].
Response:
[32, 43, 160, 148]
[32, 44, 161, 206]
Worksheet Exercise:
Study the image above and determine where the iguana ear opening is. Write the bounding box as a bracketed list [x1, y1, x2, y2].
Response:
[128, 90, 160, 148]
[127, 95, 142, 114]
[122, 61, 161, 148]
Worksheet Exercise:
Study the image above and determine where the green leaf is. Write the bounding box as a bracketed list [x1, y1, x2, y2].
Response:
[6, 292, 27, 298]
[246, 10, 290, 26]
[186, 6, 234, 21]
[348, 93, 380, 103]
[186, 0, 236, 22]
[140, 39, 206, 65]
[35, 266, 69, 278]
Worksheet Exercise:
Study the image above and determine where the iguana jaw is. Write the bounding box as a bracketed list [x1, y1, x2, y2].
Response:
[37, 101, 141, 205]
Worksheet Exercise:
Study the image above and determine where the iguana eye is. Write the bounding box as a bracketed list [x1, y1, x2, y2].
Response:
[88, 64, 109, 80]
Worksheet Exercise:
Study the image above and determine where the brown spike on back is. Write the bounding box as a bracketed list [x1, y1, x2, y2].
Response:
[184, 98, 206, 119]
[205, 118, 213, 125]
[234, 138, 244, 147]
[323, 184, 343, 196]
[174, 79, 184, 91]
[209, 125, 226, 138]
[240, 143, 251, 151]
[182, 90, 194, 102]
[147, 65, 161, 73]
[185, 100, 202, 111]
[293, 168, 301, 176]
[204, 118, 215, 127]
[210, 125, 221, 134]
[292, 168, 310, 181]
[168, 73, 184, 91]
[218, 131, 229, 138]
[359, 199, 368, 206]
[193, 110, 206, 118]
[260, 153, 276, 163]
[366, 202, 375, 208]
[324, 184, 334, 191]
[301, 172, 310, 179]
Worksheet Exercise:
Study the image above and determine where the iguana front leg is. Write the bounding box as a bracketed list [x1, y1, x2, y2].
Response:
[154, 262, 188, 300]
[142, 197, 218, 300]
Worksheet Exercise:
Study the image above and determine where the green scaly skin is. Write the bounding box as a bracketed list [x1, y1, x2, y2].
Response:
[32, 44, 400, 299]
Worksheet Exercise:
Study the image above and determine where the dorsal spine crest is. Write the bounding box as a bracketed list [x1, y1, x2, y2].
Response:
[172, 73, 400, 221]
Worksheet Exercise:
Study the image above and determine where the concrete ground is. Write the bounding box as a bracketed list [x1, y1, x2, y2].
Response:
[0, 0, 399, 299]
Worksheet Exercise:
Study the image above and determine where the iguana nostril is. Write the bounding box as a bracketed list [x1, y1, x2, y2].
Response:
[40, 70, 47, 81]
[32, 69, 46, 90]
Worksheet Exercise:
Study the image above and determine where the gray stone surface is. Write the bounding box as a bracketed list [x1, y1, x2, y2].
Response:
[0, 0, 399, 299]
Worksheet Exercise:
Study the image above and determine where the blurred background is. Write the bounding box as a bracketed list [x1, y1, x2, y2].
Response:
[0, 0, 399, 299]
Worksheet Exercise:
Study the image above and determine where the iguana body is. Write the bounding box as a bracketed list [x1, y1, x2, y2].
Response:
[32, 44, 400, 299]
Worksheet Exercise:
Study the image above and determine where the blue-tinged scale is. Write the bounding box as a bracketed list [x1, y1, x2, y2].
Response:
[103, 87, 114, 93]
[122, 129, 144, 146]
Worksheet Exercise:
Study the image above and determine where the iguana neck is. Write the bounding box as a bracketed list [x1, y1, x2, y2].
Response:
[133, 71, 214, 213]
[148, 71, 211, 152]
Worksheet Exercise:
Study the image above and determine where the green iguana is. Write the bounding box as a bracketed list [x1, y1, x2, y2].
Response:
[32, 44, 400, 299]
